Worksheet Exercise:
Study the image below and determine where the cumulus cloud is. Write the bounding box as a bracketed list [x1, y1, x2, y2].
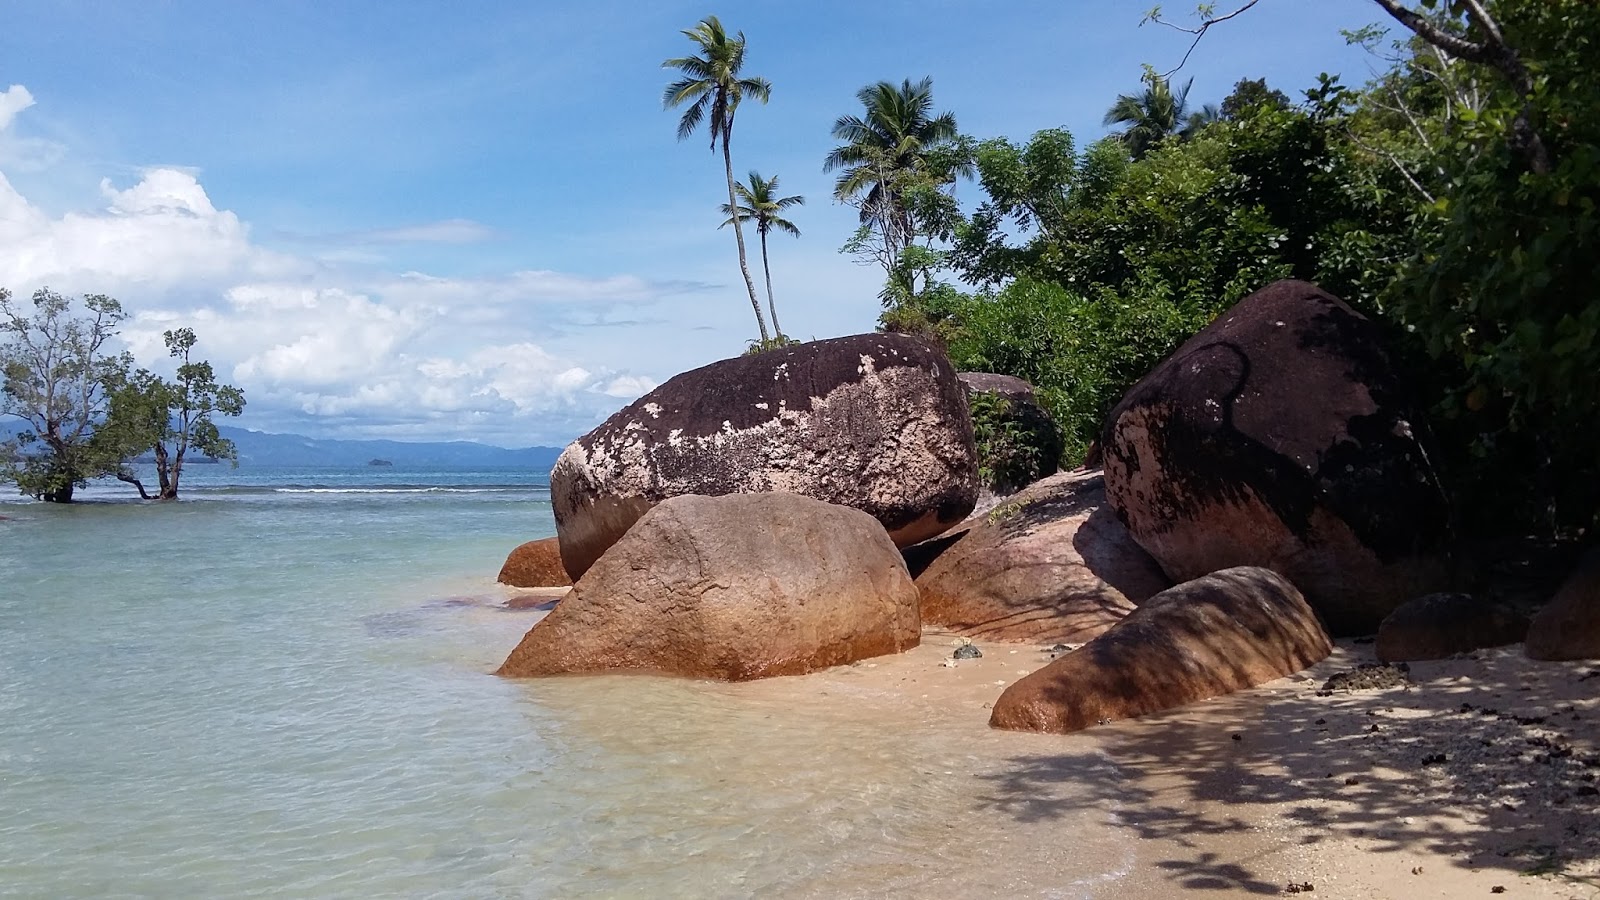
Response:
[0, 86, 671, 446]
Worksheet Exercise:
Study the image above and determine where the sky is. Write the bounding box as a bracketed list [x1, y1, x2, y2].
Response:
[0, 0, 1393, 447]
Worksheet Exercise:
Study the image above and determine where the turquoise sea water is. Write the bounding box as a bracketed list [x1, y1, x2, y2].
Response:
[0, 466, 1130, 899]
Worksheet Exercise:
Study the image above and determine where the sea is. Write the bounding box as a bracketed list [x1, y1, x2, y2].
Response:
[0, 465, 1138, 899]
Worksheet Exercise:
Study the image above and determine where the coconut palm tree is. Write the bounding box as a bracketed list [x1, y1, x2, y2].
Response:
[662, 16, 773, 343]
[824, 77, 963, 268]
[1103, 73, 1194, 159]
[720, 171, 803, 337]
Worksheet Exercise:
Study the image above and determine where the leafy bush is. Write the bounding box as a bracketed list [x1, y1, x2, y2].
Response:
[966, 391, 1064, 494]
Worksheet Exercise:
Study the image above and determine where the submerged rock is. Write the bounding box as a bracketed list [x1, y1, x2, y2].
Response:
[915, 470, 1169, 645]
[497, 493, 920, 681]
[1101, 279, 1449, 635]
[989, 567, 1332, 734]
[496, 537, 572, 588]
[551, 333, 978, 580]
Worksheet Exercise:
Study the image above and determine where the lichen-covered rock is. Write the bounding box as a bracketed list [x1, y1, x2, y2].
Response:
[496, 537, 572, 588]
[916, 470, 1169, 645]
[989, 567, 1332, 734]
[1375, 593, 1527, 662]
[957, 372, 1036, 403]
[1101, 279, 1449, 635]
[1526, 550, 1600, 661]
[496, 493, 921, 680]
[552, 333, 978, 580]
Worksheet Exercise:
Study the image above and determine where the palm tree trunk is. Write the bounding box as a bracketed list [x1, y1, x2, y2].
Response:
[721, 131, 769, 343]
[759, 229, 782, 338]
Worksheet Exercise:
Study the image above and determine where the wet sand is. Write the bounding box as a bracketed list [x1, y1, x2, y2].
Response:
[496, 590, 1600, 898]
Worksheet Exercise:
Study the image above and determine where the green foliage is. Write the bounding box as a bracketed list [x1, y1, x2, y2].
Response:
[826, 78, 969, 292]
[743, 334, 801, 355]
[939, 278, 1205, 464]
[855, 0, 1600, 536]
[720, 171, 803, 337]
[106, 327, 245, 500]
[0, 288, 136, 502]
[1380, 0, 1600, 533]
[966, 391, 1065, 494]
[662, 16, 774, 343]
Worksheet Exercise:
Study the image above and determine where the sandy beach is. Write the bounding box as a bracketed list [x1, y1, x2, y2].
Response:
[502, 588, 1600, 898]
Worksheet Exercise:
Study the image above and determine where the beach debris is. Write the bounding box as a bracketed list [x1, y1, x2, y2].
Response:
[1284, 881, 1315, 893]
[1317, 663, 1410, 695]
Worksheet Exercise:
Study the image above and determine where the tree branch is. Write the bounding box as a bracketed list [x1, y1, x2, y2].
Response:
[1143, 0, 1263, 78]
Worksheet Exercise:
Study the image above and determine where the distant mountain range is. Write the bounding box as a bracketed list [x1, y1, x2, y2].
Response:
[217, 427, 565, 469]
[1, 421, 566, 470]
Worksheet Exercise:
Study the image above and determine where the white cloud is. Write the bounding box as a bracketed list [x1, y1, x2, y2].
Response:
[0, 85, 670, 446]
[0, 85, 35, 130]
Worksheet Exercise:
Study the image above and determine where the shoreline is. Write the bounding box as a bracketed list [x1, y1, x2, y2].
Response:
[492, 589, 1600, 897]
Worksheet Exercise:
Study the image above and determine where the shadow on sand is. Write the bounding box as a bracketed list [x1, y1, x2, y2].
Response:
[975, 644, 1600, 894]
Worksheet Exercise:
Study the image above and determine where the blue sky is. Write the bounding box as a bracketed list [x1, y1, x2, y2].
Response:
[1, 0, 1389, 446]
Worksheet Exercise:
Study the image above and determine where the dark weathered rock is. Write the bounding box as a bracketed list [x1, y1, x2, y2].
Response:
[496, 537, 572, 588]
[1526, 550, 1600, 661]
[916, 470, 1169, 645]
[1101, 279, 1449, 635]
[953, 643, 983, 660]
[497, 493, 921, 681]
[551, 333, 979, 580]
[989, 567, 1332, 734]
[1376, 592, 1527, 662]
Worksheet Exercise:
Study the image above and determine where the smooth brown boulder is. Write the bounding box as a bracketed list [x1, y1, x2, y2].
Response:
[989, 567, 1332, 734]
[496, 537, 572, 588]
[1101, 279, 1449, 635]
[497, 493, 921, 681]
[916, 470, 1170, 644]
[551, 333, 979, 581]
[1375, 593, 1527, 662]
[1525, 550, 1600, 660]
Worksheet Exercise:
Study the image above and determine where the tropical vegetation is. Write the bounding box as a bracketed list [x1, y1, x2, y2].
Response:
[0, 288, 244, 502]
[720, 171, 804, 341]
[662, 15, 775, 343]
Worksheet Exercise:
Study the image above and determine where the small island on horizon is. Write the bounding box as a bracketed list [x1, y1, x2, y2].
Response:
[367, 458, 394, 467]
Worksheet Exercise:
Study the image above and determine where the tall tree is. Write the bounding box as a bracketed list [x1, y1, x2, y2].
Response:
[720, 171, 803, 339]
[825, 77, 966, 287]
[1103, 72, 1193, 159]
[106, 327, 244, 501]
[662, 16, 773, 344]
[0, 288, 135, 502]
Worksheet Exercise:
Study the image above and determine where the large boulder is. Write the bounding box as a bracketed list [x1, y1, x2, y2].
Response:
[552, 333, 978, 580]
[496, 537, 572, 588]
[1525, 550, 1600, 661]
[916, 470, 1170, 644]
[989, 567, 1332, 734]
[496, 493, 921, 681]
[1101, 279, 1449, 635]
[1375, 593, 1527, 662]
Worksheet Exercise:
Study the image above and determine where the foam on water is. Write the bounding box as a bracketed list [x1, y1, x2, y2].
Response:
[0, 466, 1135, 898]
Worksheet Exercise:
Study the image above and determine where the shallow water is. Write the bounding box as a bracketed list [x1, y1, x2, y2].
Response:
[0, 467, 1134, 898]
